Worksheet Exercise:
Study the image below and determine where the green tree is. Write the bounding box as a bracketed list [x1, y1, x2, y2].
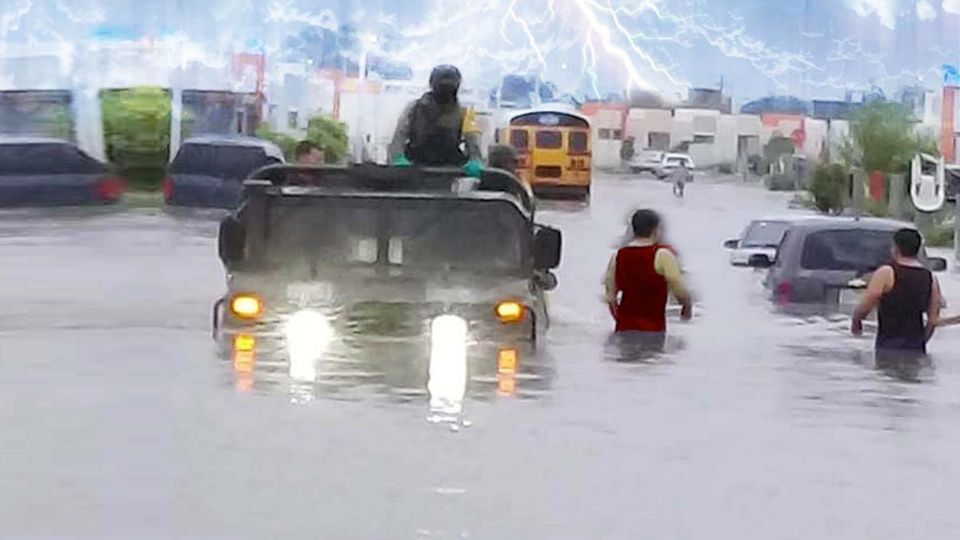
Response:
[849, 101, 915, 174]
[764, 136, 795, 162]
[809, 162, 848, 214]
[306, 115, 349, 163]
[914, 130, 940, 157]
[256, 124, 299, 161]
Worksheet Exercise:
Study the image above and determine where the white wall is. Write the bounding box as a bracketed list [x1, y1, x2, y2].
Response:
[804, 118, 829, 160]
[625, 108, 673, 150]
[589, 109, 624, 169]
[626, 109, 765, 168]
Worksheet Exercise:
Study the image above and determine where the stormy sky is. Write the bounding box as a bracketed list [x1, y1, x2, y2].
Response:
[1, 0, 958, 102]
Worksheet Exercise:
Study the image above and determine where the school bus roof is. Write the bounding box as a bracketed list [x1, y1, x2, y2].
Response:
[504, 109, 591, 127]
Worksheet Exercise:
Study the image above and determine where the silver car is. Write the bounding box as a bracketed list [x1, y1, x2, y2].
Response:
[628, 150, 665, 174]
[747, 217, 948, 305]
[724, 218, 795, 266]
[653, 153, 695, 180]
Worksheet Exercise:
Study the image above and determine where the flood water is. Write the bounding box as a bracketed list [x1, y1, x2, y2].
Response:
[1, 173, 959, 539]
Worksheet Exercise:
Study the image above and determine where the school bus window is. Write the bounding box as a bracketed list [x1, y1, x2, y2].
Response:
[510, 130, 529, 150]
[536, 131, 562, 149]
[570, 132, 588, 153]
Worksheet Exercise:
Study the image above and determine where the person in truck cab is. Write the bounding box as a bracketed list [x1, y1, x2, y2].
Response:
[389, 65, 482, 175]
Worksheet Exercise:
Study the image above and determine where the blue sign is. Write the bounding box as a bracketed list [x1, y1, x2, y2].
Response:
[945, 64, 960, 87]
[89, 25, 142, 41]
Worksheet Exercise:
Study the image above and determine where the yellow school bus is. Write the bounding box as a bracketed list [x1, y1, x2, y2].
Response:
[499, 110, 592, 198]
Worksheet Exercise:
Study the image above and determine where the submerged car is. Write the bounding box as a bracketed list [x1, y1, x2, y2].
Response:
[0, 137, 125, 207]
[628, 150, 666, 174]
[654, 153, 696, 180]
[213, 164, 561, 404]
[724, 218, 795, 266]
[748, 217, 947, 305]
[164, 136, 284, 208]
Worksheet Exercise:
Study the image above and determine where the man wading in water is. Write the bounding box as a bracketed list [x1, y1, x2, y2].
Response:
[605, 209, 693, 355]
[851, 229, 943, 369]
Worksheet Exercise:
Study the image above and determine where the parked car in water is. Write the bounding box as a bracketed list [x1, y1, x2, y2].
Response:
[724, 218, 795, 266]
[654, 153, 696, 179]
[748, 217, 948, 305]
[628, 150, 665, 174]
[164, 136, 284, 208]
[0, 137, 125, 207]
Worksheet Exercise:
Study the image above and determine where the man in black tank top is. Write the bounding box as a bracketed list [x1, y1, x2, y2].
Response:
[851, 229, 943, 360]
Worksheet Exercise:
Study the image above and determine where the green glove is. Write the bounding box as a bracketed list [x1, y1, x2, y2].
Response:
[392, 155, 412, 167]
[463, 159, 483, 178]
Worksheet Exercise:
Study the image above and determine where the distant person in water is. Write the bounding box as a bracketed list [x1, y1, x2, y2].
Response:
[851, 228, 942, 365]
[670, 161, 691, 198]
[605, 209, 692, 353]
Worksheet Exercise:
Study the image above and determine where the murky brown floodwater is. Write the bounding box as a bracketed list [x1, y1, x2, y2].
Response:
[1, 173, 958, 539]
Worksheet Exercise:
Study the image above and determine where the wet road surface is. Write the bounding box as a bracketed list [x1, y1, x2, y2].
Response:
[1, 173, 959, 539]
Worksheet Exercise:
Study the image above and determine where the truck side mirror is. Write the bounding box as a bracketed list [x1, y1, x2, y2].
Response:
[723, 239, 739, 249]
[534, 226, 562, 270]
[218, 216, 246, 265]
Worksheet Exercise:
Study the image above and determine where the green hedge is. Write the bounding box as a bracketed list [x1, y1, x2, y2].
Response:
[809, 163, 848, 214]
[101, 87, 171, 190]
[258, 115, 349, 163]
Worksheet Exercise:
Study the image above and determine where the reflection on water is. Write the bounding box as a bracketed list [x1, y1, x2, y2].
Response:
[602, 330, 687, 363]
[875, 352, 935, 384]
[427, 315, 468, 426]
[226, 330, 554, 409]
[5, 176, 960, 536]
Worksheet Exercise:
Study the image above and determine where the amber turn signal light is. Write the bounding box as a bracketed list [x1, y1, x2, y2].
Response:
[230, 293, 264, 320]
[495, 301, 525, 324]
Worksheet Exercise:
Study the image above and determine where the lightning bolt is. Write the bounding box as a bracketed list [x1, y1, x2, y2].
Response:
[502, 0, 548, 72]
[1, 0, 953, 105]
[576, 29, 601, 99]
[577, 0, 687, 91]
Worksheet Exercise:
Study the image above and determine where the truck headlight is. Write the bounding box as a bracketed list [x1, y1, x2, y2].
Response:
[284, 309, 333, 382]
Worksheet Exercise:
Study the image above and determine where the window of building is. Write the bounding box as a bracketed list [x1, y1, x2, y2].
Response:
[598, 128, 612, 140]
[693, 135, 715, 144]
[648, 132, 670, 150]
[287, 110, 299, 130]
[612, 129, 623, 140]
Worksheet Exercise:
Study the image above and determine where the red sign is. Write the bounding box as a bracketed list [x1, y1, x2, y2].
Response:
[791, 128, 806, 149]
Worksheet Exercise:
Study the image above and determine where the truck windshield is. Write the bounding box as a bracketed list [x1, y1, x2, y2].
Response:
[262, 197, 528, 272]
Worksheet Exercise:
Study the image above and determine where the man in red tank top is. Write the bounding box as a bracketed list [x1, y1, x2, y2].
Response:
[604, 209, 693, 337]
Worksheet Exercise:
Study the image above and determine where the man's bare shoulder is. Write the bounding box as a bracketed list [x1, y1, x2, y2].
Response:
[870, 265, 896, 291]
